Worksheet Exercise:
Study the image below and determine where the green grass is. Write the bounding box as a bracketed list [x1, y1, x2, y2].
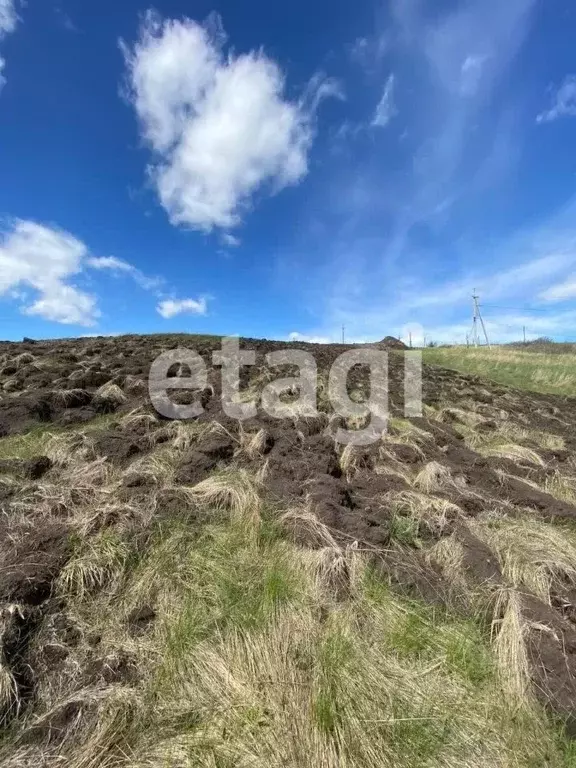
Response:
[143, 538, 576, 767]
[389, 512, 422, 547]
[4, 503, 576, 767]
[0, 425, 59, 460]
[0, 413, 118, 460]
[423, 346, 576, 397]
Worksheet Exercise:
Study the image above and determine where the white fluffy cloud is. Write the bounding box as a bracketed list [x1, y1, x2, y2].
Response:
[372, 74, 397, 128]
[537, 75, 576, 123]
[157, 297, 207, 318]
[0, 220, 174, 327]
[0, 0, 18, 92]
[0, 219, 100, 325]
[123, 12, 331, 232]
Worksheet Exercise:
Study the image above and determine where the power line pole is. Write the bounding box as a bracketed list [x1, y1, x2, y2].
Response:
[341, 325, 345, 344]
[409, 331, 412, 349]
[471, 291, 479, 347]
[523, 325, 526, 345]
[471, 291, 491, 348]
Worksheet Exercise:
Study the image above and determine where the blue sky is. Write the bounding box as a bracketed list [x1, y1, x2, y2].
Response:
[1, 0, 576, 344]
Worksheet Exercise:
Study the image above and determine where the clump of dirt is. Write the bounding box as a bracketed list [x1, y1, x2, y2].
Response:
[0, 518, 71, 722]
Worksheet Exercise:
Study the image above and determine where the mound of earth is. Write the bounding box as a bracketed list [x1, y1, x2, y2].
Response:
[1, 332, 576, 762]
[376, 335, 408, 349]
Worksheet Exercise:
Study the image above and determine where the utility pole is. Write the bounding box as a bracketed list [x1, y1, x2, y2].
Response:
[471, 291, 491, 348]
[341, 325, 345, 344]
[409, 331, 413, 349]
[523, 325, 526, 345]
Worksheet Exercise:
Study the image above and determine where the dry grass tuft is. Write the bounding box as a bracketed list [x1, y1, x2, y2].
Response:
[426, 535, 466, 587]
[479, 442, 546, 467]
[61, 456, 114, 488]
[44, 432, 95, 467]
[381, 434, 426, 460]
[435, 406, 487, 428]
[123, 451, 176, 487]
[543, 471, 576, 505]
[375, 452, 414, 485]
[314, 542, 361, 601]
[170, 421, 205, 451]
[12, 352, 35, 366]
[0, 605, 22, 724]
[123, 375, 148, 395]
[190, 468, 262, 527]
[119, 409, 158, 430]
[77, 498, 148, 536]
[338, 443, 363, 480]
[490, 587, 532, 705]
[280, 506, 339, 548]
[471, 518, 576, 603]
[50, 388, 89, 408]
[238, 426, 270, 460]
[389, 490, 461, 535]
[93, 383, 127, 412]
[414, 461, 458, 493]
[24, 457, 116, 518]
[0, 664, 18, 723]
[59, 532, 129, 600]
[281, 507, 361, 600]
[256, 457, 270, 484]
[388, 417, 431, 441]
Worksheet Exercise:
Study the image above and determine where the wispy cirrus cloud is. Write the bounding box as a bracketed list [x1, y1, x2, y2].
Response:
[0, 0, 16, 35]
[536, 75, 576, 123]
[86, 255, 162, 291]
[54, 6, 79, 33]
[372, 74, 397, 128]
[391, 0, 536, 225]
[540, 275, 576, 302]
[221, 233, 241, 248]
[293, 191, 576, 345]
[0, 0, 19, 92]
[286, 0, 547, 344]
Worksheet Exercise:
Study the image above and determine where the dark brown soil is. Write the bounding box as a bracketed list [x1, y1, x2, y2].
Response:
[0, 517, 71, 722]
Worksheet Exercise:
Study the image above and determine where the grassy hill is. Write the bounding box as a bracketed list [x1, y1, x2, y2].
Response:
[0, 336, 576, 766]
[423, 344, 576, 397]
